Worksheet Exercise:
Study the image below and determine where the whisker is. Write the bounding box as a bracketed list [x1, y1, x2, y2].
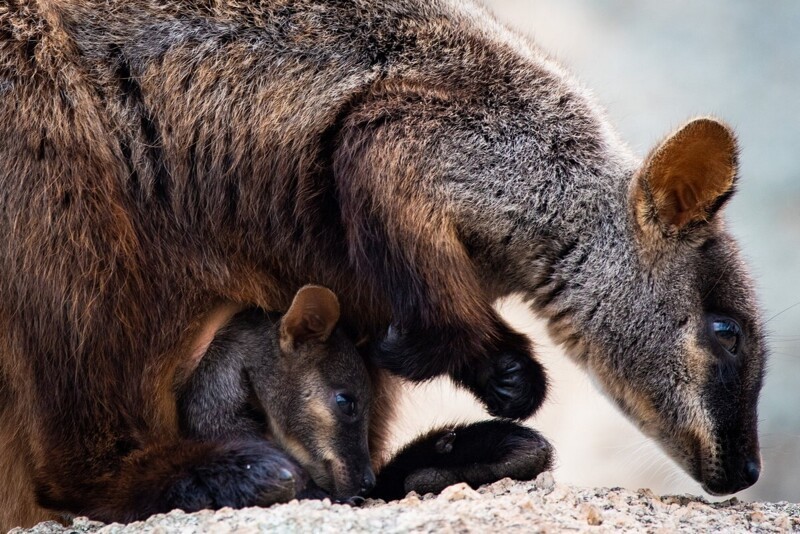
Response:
[764, 300, 800, 325]
[701, 262, 731, 303]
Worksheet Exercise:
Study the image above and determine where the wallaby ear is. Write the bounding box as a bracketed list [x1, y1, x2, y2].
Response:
[634, 118, 738, 232]
[280, 285, 341, 347]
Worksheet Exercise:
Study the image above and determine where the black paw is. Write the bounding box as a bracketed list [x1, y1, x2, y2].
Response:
[404, 468, 461, 496]
[481, 349, 547, 420]
[370, 325, 444, 381]
[490, 423, 554, 482]
[373, 420, 553, 501]
[374, 321, 547, 420]
[343, 496, 367, 506]
[163, 441, 305, 512]
[408, 422, 553, 494]
[435, 431, 456, 454]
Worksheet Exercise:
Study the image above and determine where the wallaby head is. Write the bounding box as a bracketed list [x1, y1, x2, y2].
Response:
[251, 285, 375, 500]
[537, 118, 765, 495]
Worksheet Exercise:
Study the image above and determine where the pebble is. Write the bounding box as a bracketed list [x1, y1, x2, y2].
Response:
[399, 493, 422, 507]
[750, 510, 767, 523]
[439, 483, 480, 501]
[579, 504, 604, 526]
[535, 471, 556, 492]
[774, 514, 793, 531]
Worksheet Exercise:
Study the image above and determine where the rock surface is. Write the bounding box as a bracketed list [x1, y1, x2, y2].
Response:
[15, 473, 800, 533]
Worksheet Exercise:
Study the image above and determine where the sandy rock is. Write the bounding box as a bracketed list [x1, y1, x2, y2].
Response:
[15, 478, 800, 534]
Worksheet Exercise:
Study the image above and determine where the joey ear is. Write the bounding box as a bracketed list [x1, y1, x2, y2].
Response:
[634, 118, 738, 232]
[280, 285, 341, 347]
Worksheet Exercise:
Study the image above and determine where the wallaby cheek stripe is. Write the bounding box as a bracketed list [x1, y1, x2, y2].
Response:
[682, 331, 713, 379]
[267, 420, 313, 468]
[306, 398, 336, 442]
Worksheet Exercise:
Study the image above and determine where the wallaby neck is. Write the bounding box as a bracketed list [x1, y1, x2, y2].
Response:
[431, 103, 642, 365]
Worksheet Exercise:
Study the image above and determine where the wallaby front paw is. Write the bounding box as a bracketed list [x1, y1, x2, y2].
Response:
[397, 421, 554, 497]
[371, 325, 442, 381]
[255, 465, 300, 507]
[481, 349, 547, 420]
[493, 424, 554, 481]
[404, 468, 461, 496]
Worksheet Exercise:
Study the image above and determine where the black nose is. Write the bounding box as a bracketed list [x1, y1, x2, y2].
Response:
[360, 468, 376, 495]
[743, 459, 761, 486]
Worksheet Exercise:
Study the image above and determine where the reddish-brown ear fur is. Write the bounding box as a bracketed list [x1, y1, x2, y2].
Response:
[637, 118, 738, 230]
[280, 285, 341, 347]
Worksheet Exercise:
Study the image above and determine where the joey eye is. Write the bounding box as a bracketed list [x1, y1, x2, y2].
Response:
[335, 393, 356, 417]
[711, 318, 741, 355]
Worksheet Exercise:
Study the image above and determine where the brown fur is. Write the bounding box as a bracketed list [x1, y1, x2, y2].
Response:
[0, 0, 765, 527]
[635, 118, 737, 231]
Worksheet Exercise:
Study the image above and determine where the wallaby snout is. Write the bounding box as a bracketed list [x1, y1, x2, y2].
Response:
[324, 460, 375, 501]
[699, 432, 761, 495]
[701, 456, 761, 496]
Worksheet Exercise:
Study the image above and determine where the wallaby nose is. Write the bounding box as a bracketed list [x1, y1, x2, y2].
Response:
[742, 459, 761, 486]
[360, 468, 376, 495]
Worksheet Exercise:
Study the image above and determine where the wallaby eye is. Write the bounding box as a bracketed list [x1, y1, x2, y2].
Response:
[712, 318, 741, 355]
[335, 393, 356, 417]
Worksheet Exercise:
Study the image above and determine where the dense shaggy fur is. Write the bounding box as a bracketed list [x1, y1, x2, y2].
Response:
[0, 0, 766, 528]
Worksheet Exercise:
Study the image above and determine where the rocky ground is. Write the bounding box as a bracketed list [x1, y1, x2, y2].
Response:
[16, 473, 799, 533]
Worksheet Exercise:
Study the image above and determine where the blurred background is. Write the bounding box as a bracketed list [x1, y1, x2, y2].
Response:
[391, 0, 800, 503]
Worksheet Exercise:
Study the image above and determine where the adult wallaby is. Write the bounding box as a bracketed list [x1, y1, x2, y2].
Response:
[0, 0, 765, 528]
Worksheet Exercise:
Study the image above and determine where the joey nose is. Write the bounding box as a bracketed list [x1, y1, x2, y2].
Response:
[742, 459, 760, 486]
[360, 468, 376, 495]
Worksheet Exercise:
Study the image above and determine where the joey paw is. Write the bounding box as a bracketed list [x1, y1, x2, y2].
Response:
[255, 464, 299, 506]
[344, 496, 366, 506]
[162, 441, 306, 512]
[222, 445, 303, 507]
